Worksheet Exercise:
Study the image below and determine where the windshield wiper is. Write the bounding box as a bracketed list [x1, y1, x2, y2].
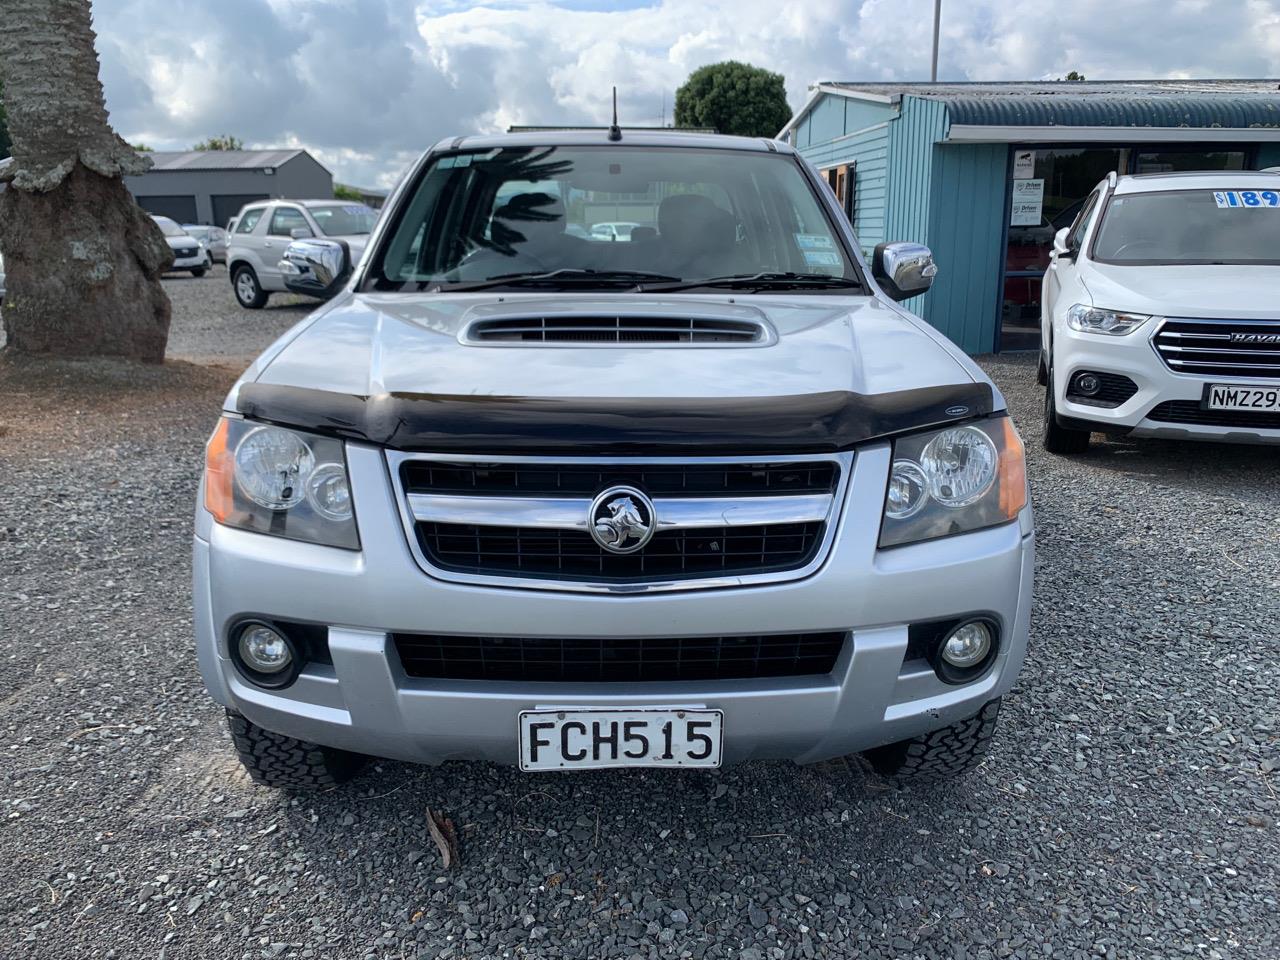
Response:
[422, 268, 682, 292]
[638, 272, 864, 293]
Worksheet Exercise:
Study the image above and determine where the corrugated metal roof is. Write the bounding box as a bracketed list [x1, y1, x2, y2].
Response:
[143, 149, 308, 171]
[820, 80, 1280, 129]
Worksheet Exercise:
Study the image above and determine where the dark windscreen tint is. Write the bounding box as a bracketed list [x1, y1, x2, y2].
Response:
[308, 204, 377, 236]
[375, 145, 852, 286]
[1092, 188, 1280, 264]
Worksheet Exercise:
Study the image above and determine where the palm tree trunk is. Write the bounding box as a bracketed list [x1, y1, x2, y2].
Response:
[0, 0, 172, 362]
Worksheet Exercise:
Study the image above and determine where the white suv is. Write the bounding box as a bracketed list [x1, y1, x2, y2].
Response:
[1040, 170, 1280, 453]
[227, 199, 377, 308]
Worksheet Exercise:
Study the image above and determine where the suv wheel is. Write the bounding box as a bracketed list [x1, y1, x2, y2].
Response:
[233, 266, 268, 309]
[190, 266, 207, 278]
[1042, 360, 1091, 454]
[863, 698, 1002, 781]
[225, 710, 367, 790]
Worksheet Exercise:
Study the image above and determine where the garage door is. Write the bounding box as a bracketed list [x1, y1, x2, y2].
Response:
[137, 195, 198, 223]
[213, 194, 270, 231]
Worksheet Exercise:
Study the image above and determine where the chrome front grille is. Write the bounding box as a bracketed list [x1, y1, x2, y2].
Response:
[1154, 318, 1280, 379]
[388, 453, 851, 593]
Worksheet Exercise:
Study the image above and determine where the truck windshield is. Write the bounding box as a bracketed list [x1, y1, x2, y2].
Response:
[372, 145, 857, 290]
[1092, 188, 1280, 265]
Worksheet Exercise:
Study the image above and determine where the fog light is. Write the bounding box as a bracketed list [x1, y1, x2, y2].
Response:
[238, 623, 293, 675]
[941, 621, 992, 668]
[1073, 373, 1101, 397]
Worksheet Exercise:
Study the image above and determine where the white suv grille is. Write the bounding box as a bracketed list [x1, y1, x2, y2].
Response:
[1154, 318, 1280, 379]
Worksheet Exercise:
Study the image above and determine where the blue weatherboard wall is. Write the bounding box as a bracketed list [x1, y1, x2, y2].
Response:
[793, 87, 1280, 355]
[797, 94, 1005, 353]
[792, 97, 896, 253]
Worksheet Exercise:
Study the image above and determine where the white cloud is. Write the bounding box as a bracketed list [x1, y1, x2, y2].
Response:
[91, 0, 1280, 187]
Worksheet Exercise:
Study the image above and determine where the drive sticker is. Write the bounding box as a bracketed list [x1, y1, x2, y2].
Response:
[795, 233, 835, 250]
[1214, 190, 1280, 208]
[802, 250, 843, 268]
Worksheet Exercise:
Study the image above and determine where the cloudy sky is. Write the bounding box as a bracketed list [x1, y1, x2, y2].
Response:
[92, 0, 1280, 188]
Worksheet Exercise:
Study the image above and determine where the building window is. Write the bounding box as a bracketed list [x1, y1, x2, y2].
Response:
[823, 163, 856, 226]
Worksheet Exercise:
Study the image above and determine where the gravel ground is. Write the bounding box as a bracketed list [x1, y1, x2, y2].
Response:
[1, 278, 1277, 960]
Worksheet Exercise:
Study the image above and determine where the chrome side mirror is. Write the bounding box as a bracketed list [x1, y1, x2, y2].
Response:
[290, 226, 315, 240]
[279, 238, 351, 299]
[872, 241, 937, 302]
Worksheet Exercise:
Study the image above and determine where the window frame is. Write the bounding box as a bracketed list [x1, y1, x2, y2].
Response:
[268, 205, 310, 238]
[1065, 188, 1101, 254]
[236, 207, 267, 235]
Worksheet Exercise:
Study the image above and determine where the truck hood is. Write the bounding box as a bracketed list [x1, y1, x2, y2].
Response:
[1083, 263, 1280, 319]
[251, 293, 973, 399]
[234, 293, 991, 453]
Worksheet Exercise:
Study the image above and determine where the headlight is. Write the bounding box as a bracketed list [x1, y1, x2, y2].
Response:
[203, 418, 359, 549]
[1067, 304, 1150, 336]
[880, 417, 1027, 548]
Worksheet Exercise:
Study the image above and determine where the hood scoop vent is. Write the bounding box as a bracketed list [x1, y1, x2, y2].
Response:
[462, 315, 771, 346]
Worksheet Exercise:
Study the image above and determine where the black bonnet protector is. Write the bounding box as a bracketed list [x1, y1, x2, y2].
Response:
[235, 382, 996, 455]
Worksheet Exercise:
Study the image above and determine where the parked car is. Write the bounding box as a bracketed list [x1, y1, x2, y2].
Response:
[226, 200, 377, 308]
[151, 216, 211, 277]
[183, 224, 228, 264]
[589, 220, 642, 241]
[196, 131, 1033, 790]
[1040, 170, 1280, 453]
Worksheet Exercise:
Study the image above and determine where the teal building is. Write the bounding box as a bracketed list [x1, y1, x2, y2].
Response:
[779, 81, 1280, 353]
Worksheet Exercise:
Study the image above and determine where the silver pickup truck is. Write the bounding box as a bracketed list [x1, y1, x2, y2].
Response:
[195, 130, 1033, 790]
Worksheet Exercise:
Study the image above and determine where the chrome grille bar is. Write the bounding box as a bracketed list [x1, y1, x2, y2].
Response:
[408, 493, 834, 531]
[1153, 318, 1280, 380]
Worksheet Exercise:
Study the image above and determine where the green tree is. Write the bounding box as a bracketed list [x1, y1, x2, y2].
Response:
[333, 183, 363, 201]
[193, 134, 244, 151]
[1063, 70, 1086, 81]
[131, 142, 153, 152]
[674, 61, 792, 138]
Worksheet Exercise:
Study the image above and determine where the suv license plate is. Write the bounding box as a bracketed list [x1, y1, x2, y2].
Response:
[518, 708, 723, 771]
[1207, 384, 1280, 413]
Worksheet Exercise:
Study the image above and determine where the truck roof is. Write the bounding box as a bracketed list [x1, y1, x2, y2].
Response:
[428, 129, 795, 155]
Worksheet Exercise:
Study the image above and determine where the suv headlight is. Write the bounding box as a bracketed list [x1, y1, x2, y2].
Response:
[880, 418, 1027, 548]
[1067, 304, 1150, 336]
[203, 418, 359, 549]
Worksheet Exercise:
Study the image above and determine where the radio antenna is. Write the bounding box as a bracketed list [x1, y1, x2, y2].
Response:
[608, 87, 622, 141]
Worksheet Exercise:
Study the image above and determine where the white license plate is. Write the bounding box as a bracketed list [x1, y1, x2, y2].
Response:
[518, 708, 722, 771]
[1207, 384, 1280, 413]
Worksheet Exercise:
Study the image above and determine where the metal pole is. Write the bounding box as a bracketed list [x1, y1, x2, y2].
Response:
[930, 0, 942, 82]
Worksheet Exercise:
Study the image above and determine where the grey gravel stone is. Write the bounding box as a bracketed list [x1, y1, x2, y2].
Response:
[0, 295, 1277, 959]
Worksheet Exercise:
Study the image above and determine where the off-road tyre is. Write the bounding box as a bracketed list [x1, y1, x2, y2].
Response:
[232, 265, 268, 309]
[863, 698, 1002, 781]
[1042, 360, 1091, 454]
[225, 710, 367, 790]
[190, 267, 207, 278]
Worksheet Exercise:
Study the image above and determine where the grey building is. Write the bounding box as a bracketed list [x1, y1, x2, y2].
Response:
[124, 149, 334, 227]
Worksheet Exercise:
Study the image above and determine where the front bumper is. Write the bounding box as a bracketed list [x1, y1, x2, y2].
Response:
[1054, 324, 1280, 445]
[194, 442, 1034, 766]
[171, 253, 208, 269]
